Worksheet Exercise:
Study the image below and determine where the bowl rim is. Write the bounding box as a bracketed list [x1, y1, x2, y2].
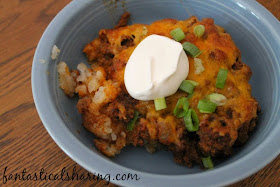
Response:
[32, 0, 280, 186]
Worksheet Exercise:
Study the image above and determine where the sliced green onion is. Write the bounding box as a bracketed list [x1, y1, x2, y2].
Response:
[154, 98, 167, 111]
[173, 97, 189, 118]
[199, 109, 214, 113]
[216, 69, 228, 89]
[179, 80, 195, 94]
[197, 99, 217, 113]
[202, 156, 214, 169]
[194, 58, 205, 74]
[127, 111, 139, 131]
[182, 42, 201, 57]
[179, 80, 198, 94]
[184, 109, 199, 132]
[186, 80, 199, 86]
[194, 50, 203, 58]
[206, 93, 227, 106]
[193, 25, 205, 38]
[170, 28, 185, 42]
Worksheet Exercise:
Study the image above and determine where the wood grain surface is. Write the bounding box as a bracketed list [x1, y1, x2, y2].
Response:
[0, 0, 279, 186]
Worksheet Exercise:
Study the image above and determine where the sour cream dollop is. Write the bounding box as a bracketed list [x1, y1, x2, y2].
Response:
[124, 34, 189, 101]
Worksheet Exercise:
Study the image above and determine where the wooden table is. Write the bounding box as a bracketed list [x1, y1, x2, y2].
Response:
[0, 0, 279, 186]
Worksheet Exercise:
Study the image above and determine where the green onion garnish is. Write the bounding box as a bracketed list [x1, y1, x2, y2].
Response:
[186, 80, 199, 86]
[154, 97, 167, 111]
[193, 25, 205, 38]
[202, 156, 214, 169]
[182, 42, 201, 57]
[216, 69, 228, 89]
[180, 81, 195, 94]
[184, 109, 199, 132]
[194, 58, 205, 74]
[206, 93, 227, 106]
[179, 80, 198, 94]
[199, 109, 214, 113]
[197, 99, 217, 113]
[170, 28, 185, 42]
[127, 111, 139, 131]
[173, 97, 189, 118]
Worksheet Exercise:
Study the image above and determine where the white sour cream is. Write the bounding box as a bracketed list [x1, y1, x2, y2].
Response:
[124, 34, 189, 100]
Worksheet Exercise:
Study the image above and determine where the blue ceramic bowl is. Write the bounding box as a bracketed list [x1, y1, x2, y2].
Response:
[32, 0, 280, 186]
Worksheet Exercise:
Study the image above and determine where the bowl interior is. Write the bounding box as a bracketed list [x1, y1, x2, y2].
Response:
[36, 0, 280, 175]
